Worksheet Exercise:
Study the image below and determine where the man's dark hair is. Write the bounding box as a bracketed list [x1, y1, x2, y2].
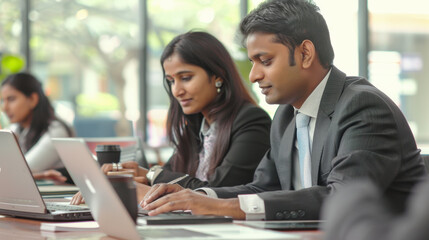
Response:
[240, 0, 334, 68]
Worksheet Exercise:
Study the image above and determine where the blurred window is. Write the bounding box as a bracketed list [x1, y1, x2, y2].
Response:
[146, 0, 242, 146]
[368, 0, 429, 148]
[2, 0, 428, 152]
[30, 0, 140, 137]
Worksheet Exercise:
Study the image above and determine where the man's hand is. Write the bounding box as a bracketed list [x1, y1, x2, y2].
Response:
[141, 183, 185, 206]
[136, 182, 152, 202]
[142, 185, 246, 219]
[32, 169, 67, 183]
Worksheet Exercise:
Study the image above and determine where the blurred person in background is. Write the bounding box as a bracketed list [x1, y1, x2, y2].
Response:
[1, 72, 74, 175]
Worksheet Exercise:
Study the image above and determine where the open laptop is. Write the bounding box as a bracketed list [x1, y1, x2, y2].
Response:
[0, 130, 92, 221]
[52, 138, 296, 240]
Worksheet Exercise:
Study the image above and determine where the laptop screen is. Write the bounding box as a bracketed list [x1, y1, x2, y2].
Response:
[0, 130, 46, 214]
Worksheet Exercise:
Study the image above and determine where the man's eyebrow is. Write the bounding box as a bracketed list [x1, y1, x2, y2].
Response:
[249, 52, 268, 61]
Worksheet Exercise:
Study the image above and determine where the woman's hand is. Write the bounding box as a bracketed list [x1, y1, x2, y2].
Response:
[32, 169, 67, 183]
[70, 181, 151, 205]
[101, 161, 148, 177]
[70, 191, 85, 205]
[101, 161, 149, 184]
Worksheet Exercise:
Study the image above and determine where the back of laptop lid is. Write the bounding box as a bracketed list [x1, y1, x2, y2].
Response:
[53, 138, 139, 240]
[0, 130, 46, 213]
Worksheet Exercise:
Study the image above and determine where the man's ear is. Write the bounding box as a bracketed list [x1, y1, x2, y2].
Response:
[299, 40, 316, 69]
[29, 92, 39, 109]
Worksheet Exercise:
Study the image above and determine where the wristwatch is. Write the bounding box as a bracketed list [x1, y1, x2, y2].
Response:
[146, 165, 163, 185]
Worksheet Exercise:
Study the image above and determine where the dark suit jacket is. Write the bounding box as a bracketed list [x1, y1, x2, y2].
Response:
[322, 178, 429, 240]
[211, 66, 426, 220]
[154, 103, 271, 189]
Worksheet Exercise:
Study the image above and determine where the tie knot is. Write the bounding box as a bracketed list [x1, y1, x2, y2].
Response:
[296, 112, 310, 128]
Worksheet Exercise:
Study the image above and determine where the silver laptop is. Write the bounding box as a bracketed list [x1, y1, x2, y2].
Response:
[53, 137, 145, 239]
[0, 130, 92, 221]
[53, 138, 300, 240]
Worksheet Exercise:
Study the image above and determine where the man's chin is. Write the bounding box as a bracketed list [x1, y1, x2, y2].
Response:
[264, 95, 278, 105]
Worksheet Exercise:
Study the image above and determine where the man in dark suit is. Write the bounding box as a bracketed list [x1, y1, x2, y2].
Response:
[140, 0, 426, 220]
[322, 178, 429, 240]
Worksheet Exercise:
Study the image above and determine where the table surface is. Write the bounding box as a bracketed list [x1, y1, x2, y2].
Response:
[0, 215, 324, 240]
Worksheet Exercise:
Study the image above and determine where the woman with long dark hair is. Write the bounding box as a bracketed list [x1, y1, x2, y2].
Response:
[71, 31, 271, 205]
[153, 30, 271, 188]
[1, 72, 74, 172]
[72, 31, 271, 195]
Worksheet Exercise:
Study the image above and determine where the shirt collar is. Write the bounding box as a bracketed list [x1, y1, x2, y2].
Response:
[295, 68, 331, 118]
[199, 118, 216, 140]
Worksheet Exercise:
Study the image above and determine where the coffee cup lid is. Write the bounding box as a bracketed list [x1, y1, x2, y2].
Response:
[95, 144, 121, 152]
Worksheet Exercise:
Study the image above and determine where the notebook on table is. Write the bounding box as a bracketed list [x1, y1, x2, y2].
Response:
[0, 130, 92, 221]
[52, 138, 295, 240]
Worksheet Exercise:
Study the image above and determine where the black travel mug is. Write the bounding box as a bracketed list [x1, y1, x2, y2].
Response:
[95, 144, 121, 166]
[107, 174, 138, 223]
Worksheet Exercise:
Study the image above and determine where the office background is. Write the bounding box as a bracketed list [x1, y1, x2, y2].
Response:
[0, 0, 428, 151]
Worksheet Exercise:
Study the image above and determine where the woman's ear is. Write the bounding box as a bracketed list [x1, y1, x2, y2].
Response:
[299, 40, 316, 69]
[211, 76, 223, 85]
[29, 92, 39, 109]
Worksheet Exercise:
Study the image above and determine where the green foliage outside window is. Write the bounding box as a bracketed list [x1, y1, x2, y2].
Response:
[0, 54, 25, 83]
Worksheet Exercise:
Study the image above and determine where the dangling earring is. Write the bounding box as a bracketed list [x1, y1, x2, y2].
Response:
[215, 81, 223, 93]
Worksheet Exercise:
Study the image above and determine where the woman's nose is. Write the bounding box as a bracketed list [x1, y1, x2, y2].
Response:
[171, 82, 185, 97]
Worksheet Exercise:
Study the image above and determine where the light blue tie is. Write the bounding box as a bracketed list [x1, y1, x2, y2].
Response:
[296, 112, 312, 188]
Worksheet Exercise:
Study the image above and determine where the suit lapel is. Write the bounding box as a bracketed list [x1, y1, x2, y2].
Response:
[311, 66, 346, 185]
[277, 106, 296, 190]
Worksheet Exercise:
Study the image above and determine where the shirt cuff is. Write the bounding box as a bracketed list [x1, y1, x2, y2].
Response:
[195, 188, 218, 198]
[238, 194, 265, 220]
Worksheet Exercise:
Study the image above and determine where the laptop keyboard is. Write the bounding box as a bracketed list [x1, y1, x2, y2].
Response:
[45, 202, 89, 212]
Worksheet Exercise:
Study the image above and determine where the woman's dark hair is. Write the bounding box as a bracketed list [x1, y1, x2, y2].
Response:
[1, 72, 73, 151]
[161, 31, 256, 177]
[240, 0, 334, 68]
